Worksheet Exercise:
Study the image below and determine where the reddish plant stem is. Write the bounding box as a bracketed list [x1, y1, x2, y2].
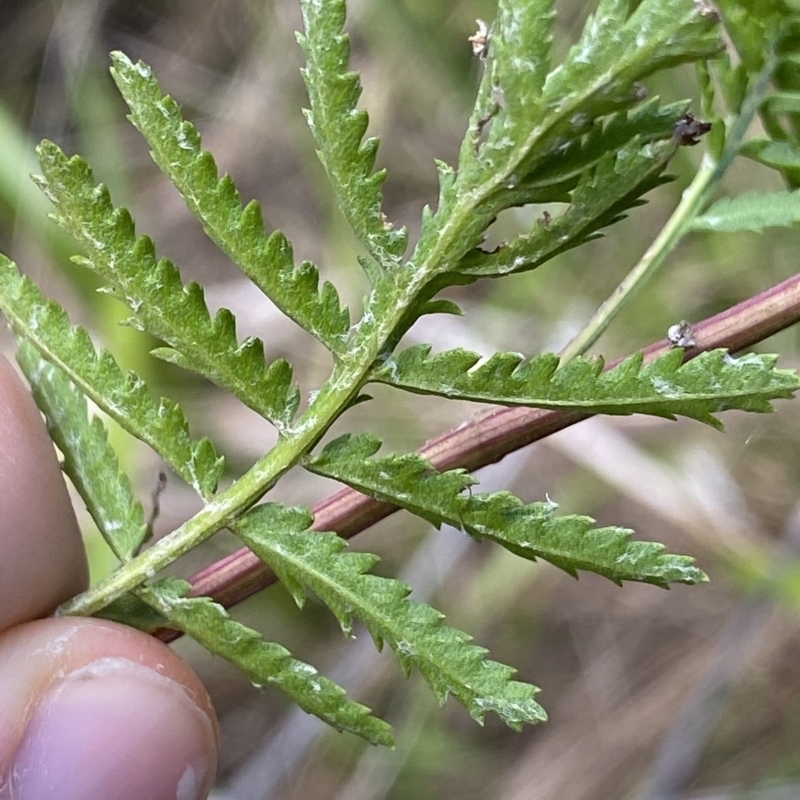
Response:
[154, 271, 800, 643]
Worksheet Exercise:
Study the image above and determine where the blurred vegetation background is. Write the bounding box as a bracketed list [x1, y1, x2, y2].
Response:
[2, 1, 800, 798]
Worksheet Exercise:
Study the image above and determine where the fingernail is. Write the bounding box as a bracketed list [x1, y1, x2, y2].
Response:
[8, 658, 216, 800]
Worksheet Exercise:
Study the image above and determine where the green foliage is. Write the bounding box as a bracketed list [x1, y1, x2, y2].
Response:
[455, 137, 677, 279]
[17, 342, 148, 562]
[414, 0, 723, 278]
[109, 53, 352, 355]
[138, 579, 394, 745]
[691, 189, 800, 233]
[298, 0, 408, 281]
[18, 334, 392, 739]
[1, 0, 799, 746]
[306, 433, 706, 587]
[714, 0, 800, 184]
[233, 505, 546, 729]
[372, 347, 800, 427]
[0, 256, 223, 498]
[741, 138, 800, 179]
[489, 0, 556, 130]
[34, 142, 302, 431]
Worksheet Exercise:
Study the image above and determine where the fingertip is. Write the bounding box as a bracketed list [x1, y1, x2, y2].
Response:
[0, 618, 219, 800]
[0, 354, 89, 630]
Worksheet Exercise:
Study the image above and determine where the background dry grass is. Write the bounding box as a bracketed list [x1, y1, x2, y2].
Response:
[2, 2, 800, 798]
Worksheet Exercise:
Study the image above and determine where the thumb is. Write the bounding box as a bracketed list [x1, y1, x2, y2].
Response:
[0, 618, 218, 800]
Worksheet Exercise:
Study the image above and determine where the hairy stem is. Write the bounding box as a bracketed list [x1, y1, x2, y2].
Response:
[56, 402, 340, 616]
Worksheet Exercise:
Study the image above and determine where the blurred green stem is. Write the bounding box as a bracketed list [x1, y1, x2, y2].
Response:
[559, 151, 718, 363]
[561, 56, 776, 364]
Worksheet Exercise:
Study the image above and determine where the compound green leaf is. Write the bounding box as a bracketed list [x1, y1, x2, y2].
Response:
[34, 142, 300, 431]
[0, 257, 223, 498]
[109, 53, 350, 356]
[472, 0, 721, 185]
[298, 0, 408, 279]
[305, 433, 706, 588]
[416, 0, 718, 281]
[371, 347, 800, 428]
[232, 504, 546, 730]
[139, 579, 394, 746]
[17, 342, 148, 562]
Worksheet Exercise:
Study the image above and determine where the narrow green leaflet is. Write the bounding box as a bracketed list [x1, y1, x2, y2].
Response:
[109, 53, 350, 356]
[138, 579, 394, 746]
[695, 61, 727, 162]
[94, 593, 168, 632]
[540, 0, 721, 124]
[455, 139, 675, 279]
[715, 0, 783, 74]
[16, 342, 148, 561]
[488, 0, 556, 135]
[690, 190, 800, 233]
[476, 0, 638, 170]
[34, 142, 300, 430]
[298, 0, 407, 279]
[518, 99, 688, 196]
[764, 91, 800, 116]
[305, 433, 706, 588]
[232, 504, 546, 729]
[307, 433, 477, 527]
[371, 347, 800, 428]
[0, 257, 223, 498]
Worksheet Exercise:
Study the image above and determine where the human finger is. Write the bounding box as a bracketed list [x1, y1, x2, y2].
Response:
[0, 354, 88, 630]
[0, 617, 219, 800]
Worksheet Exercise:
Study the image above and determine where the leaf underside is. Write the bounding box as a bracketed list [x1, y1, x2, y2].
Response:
[139, 579, 394, 746]
[232, 504, 547, 730]
[306, 433, 706, 588]
[371, 346, 800, 428]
